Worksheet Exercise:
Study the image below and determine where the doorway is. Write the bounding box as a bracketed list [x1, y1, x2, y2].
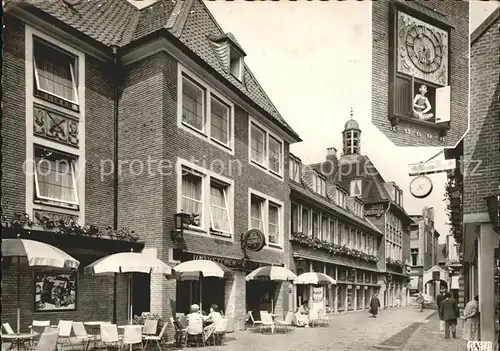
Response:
[132, 273, 150, 317]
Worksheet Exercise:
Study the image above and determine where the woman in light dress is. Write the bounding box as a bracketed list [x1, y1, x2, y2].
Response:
[461, 296, 480, 346]
[295, 301, 310, 327]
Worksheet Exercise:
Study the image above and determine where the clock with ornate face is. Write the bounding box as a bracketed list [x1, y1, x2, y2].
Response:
[409, 175, 433, 199]
[397, 11, 449, 86]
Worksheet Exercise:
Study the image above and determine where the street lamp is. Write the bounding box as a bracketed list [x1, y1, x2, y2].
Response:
[170, 212, 191, 242]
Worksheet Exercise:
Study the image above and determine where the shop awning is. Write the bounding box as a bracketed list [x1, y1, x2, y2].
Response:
[292, 252, 380, 273]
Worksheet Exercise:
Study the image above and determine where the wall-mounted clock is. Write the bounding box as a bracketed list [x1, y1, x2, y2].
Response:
[396, 11, 449, 86]
[409, 175, 433, 199]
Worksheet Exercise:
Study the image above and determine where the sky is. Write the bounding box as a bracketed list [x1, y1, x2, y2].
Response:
[128, 0, 498, 242]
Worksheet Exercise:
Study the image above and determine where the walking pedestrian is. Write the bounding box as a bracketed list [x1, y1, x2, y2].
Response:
[439, 292, 460, 339]
[437, 290, 446, 331]
[461, 296, 480, 346]
[416, 292, 424, 312]
[369, 294, 381, 318]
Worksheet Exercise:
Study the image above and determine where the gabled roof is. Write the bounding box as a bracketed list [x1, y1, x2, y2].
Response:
[471, 7, 500, 45]
[7, 0, 300, 141]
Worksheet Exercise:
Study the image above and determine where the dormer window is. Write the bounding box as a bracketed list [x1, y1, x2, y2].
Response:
[311, 172, 326, 196]
[350, 179, 362, 197]
[288, 156, 301, 183]
[336, 187, 347, 209]
[229, 49, 243, 81]
[393, 187, 403, 206]
[353, 199, 364, 217]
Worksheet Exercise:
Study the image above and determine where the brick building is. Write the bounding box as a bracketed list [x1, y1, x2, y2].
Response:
[371, 0, 469, 147]
[310, 118, 413, 308]
[2, 0, 301, 333]
[462, 8, 500, 344]
[288, 151, 384, 314]
[408, 207, 441, 295]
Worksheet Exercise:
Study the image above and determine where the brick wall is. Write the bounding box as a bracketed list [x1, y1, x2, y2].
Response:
[1, 14, 127, 329]
[2, 16, 26, 216]
[117, 50, 291, 331]
[464, 16, 500, 215]
[372, 0, 469, 147]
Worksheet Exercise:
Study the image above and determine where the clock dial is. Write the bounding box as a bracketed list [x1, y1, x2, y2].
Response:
[396, 11, 449, 86]
[409, 176, 433, 199]
[405, 25, 443, 73]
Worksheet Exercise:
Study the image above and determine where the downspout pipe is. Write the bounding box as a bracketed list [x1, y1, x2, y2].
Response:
[111, 45, 119, 324]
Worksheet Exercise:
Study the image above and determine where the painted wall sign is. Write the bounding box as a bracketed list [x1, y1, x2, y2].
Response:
[312, 287, 324, 302]
[188, 253, 267, 271]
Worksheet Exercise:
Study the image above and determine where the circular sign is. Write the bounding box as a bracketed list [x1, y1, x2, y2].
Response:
[409, 175, 433, 199]
[244, 229, 266, 252]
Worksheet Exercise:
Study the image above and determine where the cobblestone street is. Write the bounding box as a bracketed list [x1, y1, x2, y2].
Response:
[172, 307, 436, 351]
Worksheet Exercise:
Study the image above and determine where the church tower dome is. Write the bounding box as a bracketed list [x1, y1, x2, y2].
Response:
[342, 107, 361, 155]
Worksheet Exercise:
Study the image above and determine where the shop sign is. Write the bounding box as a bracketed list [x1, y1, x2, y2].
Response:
[347, 285, 353, 289]
[241, 229, 266, 252]
[356, 285, 361, 289]
[312, 287, 323, 302]
[408, 159, 456, 176]
[364, 286, 368, 290]
[189, 253, 266, 271]
[364, 204, 385, 217]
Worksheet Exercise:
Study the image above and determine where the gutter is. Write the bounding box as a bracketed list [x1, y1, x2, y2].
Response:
[111, 45, 120, 324]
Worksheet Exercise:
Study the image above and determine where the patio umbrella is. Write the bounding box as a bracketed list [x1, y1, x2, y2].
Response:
[294, 272, 336, 286]
[2, 238, 80, 333]
[171, 260, 232, 310]
[246, 266, 297, 313]
[84, 252, 172, 325]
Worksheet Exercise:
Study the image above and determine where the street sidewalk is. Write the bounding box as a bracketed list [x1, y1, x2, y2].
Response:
[402, 312, 465, 351]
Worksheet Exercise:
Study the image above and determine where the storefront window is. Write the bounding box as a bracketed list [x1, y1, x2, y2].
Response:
[338, 267, 347, 281]
[371, 273, 378, 284]
[357, 271, 363, 282]
[312, 261, 324, 273]
[356, 288, 363, 309]
[347, 288, 353, 310]
[364, 288, 370, 308]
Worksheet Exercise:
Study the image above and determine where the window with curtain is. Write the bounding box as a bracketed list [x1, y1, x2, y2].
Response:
[345, 225, 350, 247]
[250, 195, 265, 231]
[33, 39, 78, 104]
[321, 216, 329, 242]
[330, 219, 336, 244]
[250, 124, 266, 166]
[181, 168, 203, 227]
[268, 136, 282, 174]
[357, 231, 362, 251]
[291, 203, 300, 233]
[302, 208, 309, 235]
[268, 203, 280, 246]
[209, 180, 231, 234]
[34, 146, 78, 205]
[312, 212, 320, 239]
[210, 95, 230, 146]
[351, 228, 356, 249]
[181, 76, 205, 131]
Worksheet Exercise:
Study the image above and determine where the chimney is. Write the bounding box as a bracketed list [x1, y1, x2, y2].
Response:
[324, 147, 339, 181]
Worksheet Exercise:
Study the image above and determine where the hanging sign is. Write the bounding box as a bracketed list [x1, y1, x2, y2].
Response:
[408, 159, 456, 176]
[241, 229, 266, 259]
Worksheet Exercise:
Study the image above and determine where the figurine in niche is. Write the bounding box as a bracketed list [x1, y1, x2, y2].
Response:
[412, 85, 434, 121]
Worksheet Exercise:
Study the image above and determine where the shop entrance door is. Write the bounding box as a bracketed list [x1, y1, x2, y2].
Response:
[132, 273, 150, 317]
[246, 281, 276, 320]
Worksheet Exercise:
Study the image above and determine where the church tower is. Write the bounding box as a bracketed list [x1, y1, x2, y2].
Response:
[342, 108, 361, 155]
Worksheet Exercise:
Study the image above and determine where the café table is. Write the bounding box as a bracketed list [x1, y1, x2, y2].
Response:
[1, 333, 38, 351]
[84, 321, 106, 349]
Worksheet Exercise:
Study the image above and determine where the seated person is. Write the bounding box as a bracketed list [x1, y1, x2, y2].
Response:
[187, 304, 203, 323]
[412, 84, 434, 121]
[203, 304, 223, 343]
[295, 301, 310, 327]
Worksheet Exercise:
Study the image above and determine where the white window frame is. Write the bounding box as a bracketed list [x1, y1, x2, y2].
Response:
[33, 146, 79, 206]
[248, 117, 284, 180]
[209, 179, 232, 235]
[301, 206, 310, 236]
[291, 202, 301, 233]
[312, 211, 320, 240]
[321, 215, 329, 242]
[26, 26, 86, 225]
[330, 218, 336, 244]
[248, 188, 284, 250]
[33, 38, 79, 106]
[177, 65, 235, 154]
[177, 158, 234, 240]
[350, 179, 362, 197]
[336, 188, 347, 208]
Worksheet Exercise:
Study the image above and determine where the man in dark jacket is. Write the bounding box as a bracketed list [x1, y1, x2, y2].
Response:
[369, 294, 381, 318]
[437, 290, 446, 323]
[439, 292, 460, 338]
